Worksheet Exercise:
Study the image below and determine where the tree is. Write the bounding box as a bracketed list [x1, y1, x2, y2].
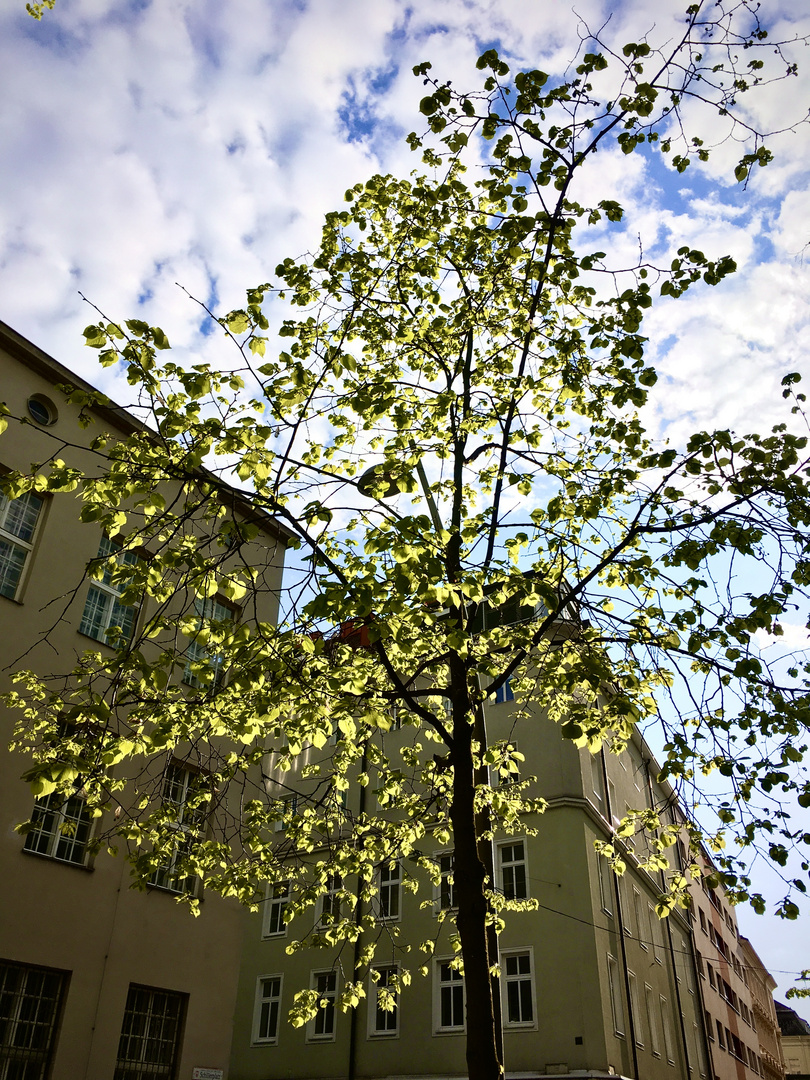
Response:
[3, 4, 809, 1079]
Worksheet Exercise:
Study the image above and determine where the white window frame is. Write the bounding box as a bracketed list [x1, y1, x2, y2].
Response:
[0, 489, 44, 600]
[316, 874, 342, 928]
[378, 860, 402, 921]
[262, 882, 290, 938]
[628, 971, 644, 1048]
[597, 855, 613, 917]
[607, 953, 625, 1037]
[307, 970, 338, 1042]
[434, 958, 465, 1035]
[368, 964, 399, 1038]
[183, 595, 234, 689]
[148, 764, 205, 895]
[647, 983, 661, 1056]
[252, 974, 283, 1045]
[501, 948, 536, 1029]
[436, 851, 456, 911]
[660, 994, 676, 1064]
[649, 903, 664, 962]
[79, 535, 140, 643]
[493, 678, 514, 704]
[23, 790, 93, 865]
[497, 839, 528, 901]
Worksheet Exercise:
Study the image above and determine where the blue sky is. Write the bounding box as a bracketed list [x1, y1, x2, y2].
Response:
[1, 0, 809, 997]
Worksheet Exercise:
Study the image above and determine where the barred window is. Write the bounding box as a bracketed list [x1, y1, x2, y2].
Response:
[0, 490, 44, 600]
[79, 536, 140, 643]
[0, 960, 66, 1080]
[23, 791, 92, 865]
[114, 984, 186, 1080]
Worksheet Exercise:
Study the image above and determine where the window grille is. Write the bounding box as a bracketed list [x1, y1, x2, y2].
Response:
[114, 984, 186, 1079]
[0, 960, 66, 1079]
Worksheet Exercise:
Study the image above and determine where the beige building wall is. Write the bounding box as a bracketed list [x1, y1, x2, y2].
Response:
[0, 320, 289, 1080]
[228, 686, 708, 1080]
[739, 937, 786, 1080]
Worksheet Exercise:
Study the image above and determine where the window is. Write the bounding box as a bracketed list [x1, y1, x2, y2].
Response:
[493, 679, 514, 705]
[316, 875, 342, 927]
[649, 903, 664, 962]
[370, 965, 399, 1037]
[607, 954, 625, 1037]
[379, 861, 401, 921]
[628, 972, 643, 1047]
[438, 853, 455, 910]
[503, 951, 534, 1026]
[597, 857, 613, 917]
[646, 984, 661, 1056]
[263, 883, 289, 937]
[23, 790, 92, 865]
[253, 975, 282, 1044]
[308, 971, 337, 1041]
[148, 764, 205, 895]
[436, 961, 465, 1033]
[0, 490, 44, 600]
[79, 536, 140, 643]
[716, 1021, 726, 1050]
[699, 909, 707, 934]
[633, 888, 647, 950]
[183, 596, 233, 689]
[0, 960, 66, 1080]
[498, 840, 527, 900]
[590, 752, 605, 807]
[273, 793, 300, 832]
[660, 995, 676, 1064]
[114, 984, 186, 1080]
[707, 963, 716, 988]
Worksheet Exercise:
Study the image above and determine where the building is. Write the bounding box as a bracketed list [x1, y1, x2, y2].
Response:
[0, 320, 290, 1080]
[739, 937, 786, 1080]
[686, 847, 779, 1080]
[228, 673, 721, 1080]
[776, 1002, 810, 1079]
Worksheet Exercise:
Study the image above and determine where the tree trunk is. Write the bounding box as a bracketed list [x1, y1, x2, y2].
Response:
[451, 699, 503, 1080]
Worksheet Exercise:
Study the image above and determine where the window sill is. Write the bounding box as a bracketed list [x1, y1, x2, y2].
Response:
[21, 848, 94, 872]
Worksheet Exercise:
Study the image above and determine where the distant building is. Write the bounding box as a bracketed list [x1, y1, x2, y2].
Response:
[739, 937, 786, 1080]
[776, 1002, 810, 1079]
[0, 320, 290, 1080]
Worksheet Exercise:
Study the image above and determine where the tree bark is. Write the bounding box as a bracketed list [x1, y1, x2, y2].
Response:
[450, 681, 503, 1080]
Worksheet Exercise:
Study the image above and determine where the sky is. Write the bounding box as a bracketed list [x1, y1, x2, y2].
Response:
[1, 0, 809, 1003]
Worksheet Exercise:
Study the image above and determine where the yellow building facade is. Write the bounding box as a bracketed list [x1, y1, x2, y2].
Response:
[0, 319, 289, 1080]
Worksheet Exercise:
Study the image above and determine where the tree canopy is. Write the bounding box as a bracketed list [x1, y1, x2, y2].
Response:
[3, 2, 810, 1077]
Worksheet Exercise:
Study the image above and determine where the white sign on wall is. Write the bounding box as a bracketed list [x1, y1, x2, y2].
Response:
[192, 1070, 224, 1080]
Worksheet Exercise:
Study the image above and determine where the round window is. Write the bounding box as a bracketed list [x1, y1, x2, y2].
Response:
[27, 395, 58, 426]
